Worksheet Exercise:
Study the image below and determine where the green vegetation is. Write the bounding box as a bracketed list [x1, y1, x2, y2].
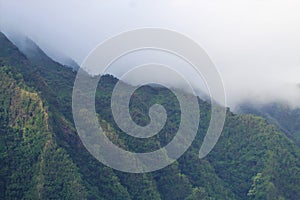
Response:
[238, 102, 300, 146]
[0, 31, 300, 199]
[0, 68, 86, 199]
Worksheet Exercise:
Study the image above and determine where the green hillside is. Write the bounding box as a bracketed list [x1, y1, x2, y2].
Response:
[0, 32, 300, 200]
[238, 103, 300, 146]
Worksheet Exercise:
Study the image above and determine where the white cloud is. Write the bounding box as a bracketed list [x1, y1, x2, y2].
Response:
[1, 0, 300, 108]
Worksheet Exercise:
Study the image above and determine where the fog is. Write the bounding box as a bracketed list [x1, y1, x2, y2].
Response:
[1, 0, 300, 109]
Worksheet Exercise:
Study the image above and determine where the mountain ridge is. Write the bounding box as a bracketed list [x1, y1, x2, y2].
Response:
[237, 102, 300, 146]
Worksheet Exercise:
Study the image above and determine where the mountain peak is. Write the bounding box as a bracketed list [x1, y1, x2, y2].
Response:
[2, 32, 79, 70]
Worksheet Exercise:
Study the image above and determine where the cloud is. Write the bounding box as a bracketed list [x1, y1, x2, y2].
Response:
[1, 0, 300, 108]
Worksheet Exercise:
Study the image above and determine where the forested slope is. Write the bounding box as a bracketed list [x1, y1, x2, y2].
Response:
[1, 32, 299, 200]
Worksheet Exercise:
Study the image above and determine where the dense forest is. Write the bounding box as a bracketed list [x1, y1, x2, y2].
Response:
[0, 31, 300, 199]
[238, 102, 300, 147]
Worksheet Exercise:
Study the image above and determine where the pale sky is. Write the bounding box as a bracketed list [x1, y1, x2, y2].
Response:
[1, 0, 300, 108]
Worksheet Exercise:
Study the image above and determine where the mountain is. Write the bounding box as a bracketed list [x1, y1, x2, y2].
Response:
[8, 34, 79, 70]
[1, 31, 300, 200]
[237, 102, 300, 146]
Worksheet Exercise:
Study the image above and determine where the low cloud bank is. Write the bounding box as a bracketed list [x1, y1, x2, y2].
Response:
[1, 0, 300, 108]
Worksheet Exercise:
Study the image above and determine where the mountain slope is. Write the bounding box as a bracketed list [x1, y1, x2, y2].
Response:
[0, 67, 86, 199]
[8, 34, 79, 70]
[1, 31, 300, 200]
[208, 114, 300, 199]
[237, 102, 300, 146]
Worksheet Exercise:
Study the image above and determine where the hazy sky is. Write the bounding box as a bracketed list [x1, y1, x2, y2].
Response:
[1, 0, 300, 108]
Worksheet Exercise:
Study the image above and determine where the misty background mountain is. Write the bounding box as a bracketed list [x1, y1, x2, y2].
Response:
[7, 33, 79, 70]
